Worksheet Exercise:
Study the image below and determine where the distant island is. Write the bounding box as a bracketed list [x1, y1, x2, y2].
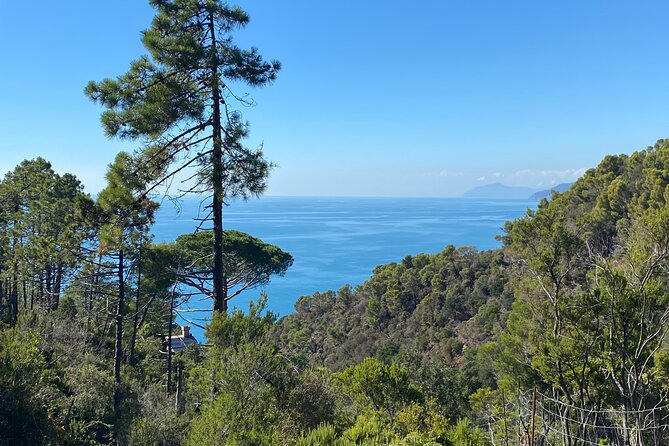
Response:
[463, 181, 573, 200]
[463, 182, 539, 199]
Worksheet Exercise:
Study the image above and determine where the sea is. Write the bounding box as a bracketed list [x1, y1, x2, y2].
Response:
[151, 196, 535, 340]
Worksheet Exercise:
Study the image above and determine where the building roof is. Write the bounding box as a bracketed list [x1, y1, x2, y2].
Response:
[165, 326, 200, 353]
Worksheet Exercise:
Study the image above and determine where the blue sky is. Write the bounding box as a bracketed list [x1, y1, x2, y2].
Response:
[1, 1, 669, 196]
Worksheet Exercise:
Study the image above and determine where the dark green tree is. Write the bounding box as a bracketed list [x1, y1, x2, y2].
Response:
[97, 152, 159, 418]
[169, 229, 293, 305]
[0, 328, 57, 445]
[85, 0, 280, 314]
[0, 158, 92, 324]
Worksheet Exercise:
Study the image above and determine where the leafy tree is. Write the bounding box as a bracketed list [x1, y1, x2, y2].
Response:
[446, 418, 488, 446]
[588, 205, 669, 443]
[0, 327, 57, 445]
[336, 358, 423, 418]
[187, 297, 336, 445]
[86, 0, 280, 313]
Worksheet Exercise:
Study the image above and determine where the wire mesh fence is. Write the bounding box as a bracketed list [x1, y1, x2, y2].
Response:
[475, 389, 669, 446]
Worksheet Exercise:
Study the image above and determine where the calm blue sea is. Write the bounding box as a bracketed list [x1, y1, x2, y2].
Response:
[151, 197, 535, 339]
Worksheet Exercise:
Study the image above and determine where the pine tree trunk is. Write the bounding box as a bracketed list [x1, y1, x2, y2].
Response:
[38, 270, 43, 310]
[167, 293, 173, 394]
[10, 260, 18, 325]
[113, 248, 125, 416]
[175, 361, 184, 414]
[129, 243, 142, 365]
[45, 263, 52, 310]
[209, 11, 227, 314]
[53, 263, 62, 310]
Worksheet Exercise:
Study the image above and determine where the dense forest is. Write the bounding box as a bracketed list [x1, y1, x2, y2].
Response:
[3, 1, 669, 445]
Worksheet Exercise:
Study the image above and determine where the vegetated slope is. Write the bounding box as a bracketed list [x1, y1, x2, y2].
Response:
[274, 138, 669, 374]
[476, 139, 669, 443]
[5, 139, 669, 444]
[272, 246, 514, 371]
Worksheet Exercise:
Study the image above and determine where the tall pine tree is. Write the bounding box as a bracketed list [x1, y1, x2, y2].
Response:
[86, 0, 280, 313]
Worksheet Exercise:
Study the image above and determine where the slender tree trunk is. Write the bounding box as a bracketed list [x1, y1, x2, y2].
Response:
[38, 270, 43, 310]
[53, 263, 62, 310]
[10, 259, 18, 325]
[90, 256, 102, 333]
[167, 292, 174, 394]
[138, 291, 157, 331]
[175, 361, 184, 414]
[45, 263, 52, 310]
[209, 12, 227, 314]
[0, 252, 4, 318]
[129, 243, 142, 365]
[113, 249, 125, 416]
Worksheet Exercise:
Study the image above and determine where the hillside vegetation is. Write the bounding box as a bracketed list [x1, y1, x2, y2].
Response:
[272, 247, 512, 371]
[2, 1, 669, 443]
[7, 138, 669, 445]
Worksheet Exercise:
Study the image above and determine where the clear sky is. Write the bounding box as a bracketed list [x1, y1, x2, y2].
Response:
[1, 1, 669, 196]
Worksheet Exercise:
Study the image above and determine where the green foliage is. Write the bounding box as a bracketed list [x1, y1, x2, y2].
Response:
[0, 157, 93, 321]
[6, 130, 669, 445]
[296, 409, 449, 446]
[0, 328, 57, 445]
[187, 392, 279, 446]
[446, 419, 487, 446]
[341, 412, 398, 444]
[167, 230, 293, 302]
[86, 0, 279, 142]
[337, 358, 423, 417]
[187, 298, 336, 444]
[129, 386, 188, 446]
[296, 423, 340, 446]
[97, 151, 158, 250]
[65, 364, 115, 421]
[394, 399, 450, 443]
[205, 294, 277, 349]
[273, 247, 510, 425]
[273, 248, 512, 372]
[485, 139, 669, 440]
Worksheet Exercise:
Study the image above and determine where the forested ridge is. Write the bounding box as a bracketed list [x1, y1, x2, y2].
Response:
[3, 1, 669, 445]
[272, 247, 512, 371]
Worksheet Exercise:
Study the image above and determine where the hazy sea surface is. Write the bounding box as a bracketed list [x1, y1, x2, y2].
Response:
[152, 196, 535, 339]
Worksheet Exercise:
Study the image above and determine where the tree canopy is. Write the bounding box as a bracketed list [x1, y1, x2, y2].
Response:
[86, 0, 280, 313]
[169, 229, 293, 303]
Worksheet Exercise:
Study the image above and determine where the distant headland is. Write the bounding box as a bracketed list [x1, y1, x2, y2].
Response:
[463, 182, 573, 200]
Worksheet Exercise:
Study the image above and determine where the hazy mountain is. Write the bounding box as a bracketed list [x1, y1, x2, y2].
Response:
[528, 182, 573, 200]
[463, 182, 539, 199]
